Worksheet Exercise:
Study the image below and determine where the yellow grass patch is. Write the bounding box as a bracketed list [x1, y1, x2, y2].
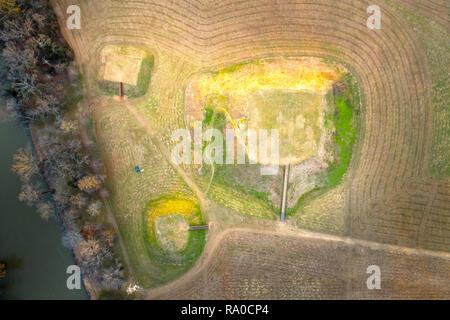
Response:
[197, 58, 339, 96]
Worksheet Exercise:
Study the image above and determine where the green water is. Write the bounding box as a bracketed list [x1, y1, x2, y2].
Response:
[0, 106, 87, 299]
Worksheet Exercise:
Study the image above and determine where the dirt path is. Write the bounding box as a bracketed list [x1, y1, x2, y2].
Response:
[124, 102, 209, 217]
[280, 165, 289, 222]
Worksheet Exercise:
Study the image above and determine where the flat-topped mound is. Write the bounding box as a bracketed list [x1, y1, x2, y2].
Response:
[155, 214, 189, 252]
[186, 57, 342, 165]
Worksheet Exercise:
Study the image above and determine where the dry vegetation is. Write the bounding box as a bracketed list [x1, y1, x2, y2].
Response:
[149, 229, 450, 299]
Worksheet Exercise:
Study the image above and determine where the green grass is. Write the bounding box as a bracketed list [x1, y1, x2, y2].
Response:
[201, 106, 227, 162]
[288, 73, 359, 216]
[203, 107, 214, 125]
[325, 98, 356, 186]
[136, 56, 154, 96]
[210, 61, 251, 76]
[142, 196, 206, 268]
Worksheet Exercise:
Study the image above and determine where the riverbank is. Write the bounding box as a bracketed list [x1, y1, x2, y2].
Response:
[0, 108, 87, 299]
[29, 126, 97, 299]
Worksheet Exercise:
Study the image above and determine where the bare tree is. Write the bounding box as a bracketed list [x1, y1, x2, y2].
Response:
[69, 192, 88, 209]
[61, 208, 81, 231]
[100, 264, 124, 290]
[100, 228, 116, 249]
[4, 98, 22, 120]
[11, 147, 38, 181]
[78, 239, 105, 269]
[62, 230, 83, 249]
[18, 182, 42, 206]
[36, 201, 54, 220]
[15, 73, 40, 97]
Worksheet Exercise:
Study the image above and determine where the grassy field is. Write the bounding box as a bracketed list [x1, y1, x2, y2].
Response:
[98, 45, 154, 98]
[248, 90, 323, 163]
[151, 229, 450, 299]
[287, 72, 359, 233]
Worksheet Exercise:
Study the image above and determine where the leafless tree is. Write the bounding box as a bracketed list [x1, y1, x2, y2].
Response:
[87, 200, 103, 217]
[69, 192, 88, 209]
[11, 147, 38, 181]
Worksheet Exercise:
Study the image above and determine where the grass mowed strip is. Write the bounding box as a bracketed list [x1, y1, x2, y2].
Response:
[323, 73, 359, 187]
[186, 58, 343, 218]
[287, 73, 360, 233]
[143, 196, 206, 267]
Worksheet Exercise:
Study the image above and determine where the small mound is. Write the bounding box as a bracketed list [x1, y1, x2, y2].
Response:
[98, 45, 154, 97]
[247, 90, 323, 164]
[185, 57, 342, 165]
[143, 197, 206, 266]
[155, 214, 189, 252]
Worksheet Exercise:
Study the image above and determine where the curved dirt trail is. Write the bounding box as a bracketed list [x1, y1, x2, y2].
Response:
[76, 101, 137, 283]
[123, 102, 209, 216]
[50, 0, 450, 297]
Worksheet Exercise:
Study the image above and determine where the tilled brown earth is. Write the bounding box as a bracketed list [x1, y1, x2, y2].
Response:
[150, 229, 450, 299]
[50, 0, 450, 295]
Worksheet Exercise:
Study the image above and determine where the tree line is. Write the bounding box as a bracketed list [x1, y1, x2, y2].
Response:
[1, 0, 125, 292]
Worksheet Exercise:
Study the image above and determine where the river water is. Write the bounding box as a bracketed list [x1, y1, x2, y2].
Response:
[0, 99, 87, 300]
